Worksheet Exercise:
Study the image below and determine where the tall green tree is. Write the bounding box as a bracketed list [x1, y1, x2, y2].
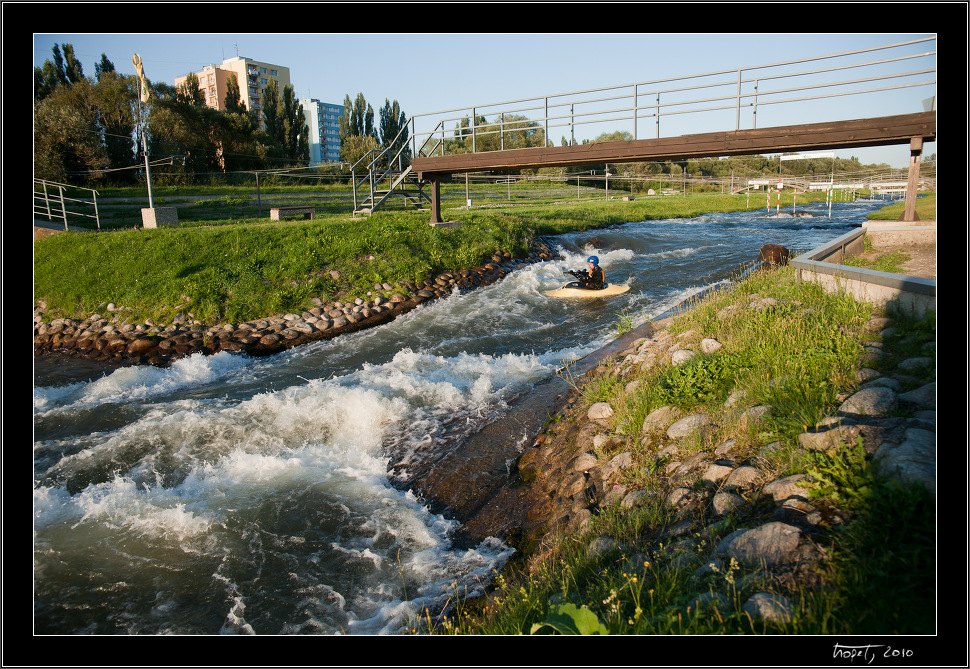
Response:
[150, 81, 227, 180]
[92, 70, 139, 182]
[260, 79, 281, 141]
[378, 98, 410, 164]
[259, 81, 308, 165]
[224, 73, 247, 115]
[55, 44, 85, 85]
[279, 84, 307, 161]
[34, 79, 107, 182]
[340, 92, 376, 141]
[94, 53, 115, 81]
[34, 43, 85, 101]
[176, 72, 206, 108]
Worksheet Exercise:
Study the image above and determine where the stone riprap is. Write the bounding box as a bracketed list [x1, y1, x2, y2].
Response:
[34, 244, 555, 368]
[510, 301, 935, 626]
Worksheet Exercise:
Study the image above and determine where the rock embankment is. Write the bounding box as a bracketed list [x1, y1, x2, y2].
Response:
[33, 243, 556, 368]
[508, 297, 935, 625]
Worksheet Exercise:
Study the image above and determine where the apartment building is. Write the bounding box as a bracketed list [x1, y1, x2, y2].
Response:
[173, 56, 291, 129]
[301, 99, 344, 165]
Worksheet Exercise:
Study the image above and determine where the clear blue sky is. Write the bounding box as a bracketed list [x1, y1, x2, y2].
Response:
[34, 32, 937, 168]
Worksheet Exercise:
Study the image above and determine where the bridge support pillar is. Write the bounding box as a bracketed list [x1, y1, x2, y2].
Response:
[899, 137, 923, 222]
[429, 179, 443, 224]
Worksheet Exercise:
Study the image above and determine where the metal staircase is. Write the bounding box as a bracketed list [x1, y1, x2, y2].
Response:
[351, 121, 445, 216]
[351, 162, 431, 216]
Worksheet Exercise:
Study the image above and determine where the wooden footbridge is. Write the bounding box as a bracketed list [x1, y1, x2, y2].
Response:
[411, 112, 935, 223]
[353, 37, 936, 224]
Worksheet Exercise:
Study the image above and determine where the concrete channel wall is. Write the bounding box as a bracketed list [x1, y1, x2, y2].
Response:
[791, 221, 937, 319]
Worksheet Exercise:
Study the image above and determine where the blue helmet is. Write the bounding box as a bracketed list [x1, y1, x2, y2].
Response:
[586, 255, 599, 266]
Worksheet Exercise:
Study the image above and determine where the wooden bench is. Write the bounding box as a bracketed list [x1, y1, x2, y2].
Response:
[270, 206, 314, 220]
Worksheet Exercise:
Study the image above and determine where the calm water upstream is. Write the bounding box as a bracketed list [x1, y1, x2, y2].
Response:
[33, 198, 890, 635]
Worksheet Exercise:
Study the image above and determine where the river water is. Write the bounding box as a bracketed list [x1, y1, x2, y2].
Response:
[32, 198, 890, 635]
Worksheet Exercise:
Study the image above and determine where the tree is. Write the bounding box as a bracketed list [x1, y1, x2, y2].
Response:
[34, 80, 107, 182]
[224, 73, 247, 115]
[92, 70, 139, 182]
[338, 94, 353, 140]
[176, 72, 206, 108]
[446, 117, 473, 154]
[340, 92, 376, 141]
[145, 81, 225, 180]
[378, 98, 410, 164]
[34, 43, 85, 101]
[55, 44, 85, 85]
[94, 53, 116, 81]
[218, 110, 261, 172]
[339, 92, 384, 168]
[340, 134, 380, 166]
[278, 84, 308, 163]
[259, 81, 308, 165]
[260, 79, 281, 140]
[497, 114, 546, 150]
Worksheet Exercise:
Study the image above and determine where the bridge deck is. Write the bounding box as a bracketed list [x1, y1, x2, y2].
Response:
[412, 112, 935, 179]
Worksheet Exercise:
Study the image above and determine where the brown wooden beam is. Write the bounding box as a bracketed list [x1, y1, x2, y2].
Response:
[429, 179, 443, 224]
[412, 112, 936, 180]
[899, 136, 924, 222]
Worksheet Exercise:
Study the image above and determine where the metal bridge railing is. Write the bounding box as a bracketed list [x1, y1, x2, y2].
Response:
[34, 178, 101, 230]
[407, 36, 936, 161]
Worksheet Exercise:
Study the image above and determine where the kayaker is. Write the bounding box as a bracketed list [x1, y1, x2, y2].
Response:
[586, 256, 606, 290]
[580, 255, 605, 290]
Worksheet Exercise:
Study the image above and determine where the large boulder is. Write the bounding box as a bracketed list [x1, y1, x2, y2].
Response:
[758, 244, 792, 266]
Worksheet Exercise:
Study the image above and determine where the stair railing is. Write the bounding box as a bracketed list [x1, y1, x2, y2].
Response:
[34, 178, 101, 230]
[352, 119, 444, 214]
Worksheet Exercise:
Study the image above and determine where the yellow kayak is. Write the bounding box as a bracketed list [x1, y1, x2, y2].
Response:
[545, 281, 631, 298]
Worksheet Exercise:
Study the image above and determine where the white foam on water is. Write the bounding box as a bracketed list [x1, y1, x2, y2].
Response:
[552, 245, 636, 273]
[33, 350, 253, 417]
[645, 246, 698, 260]
[33, 341, 542, 633]
[345, 535, 516, 635]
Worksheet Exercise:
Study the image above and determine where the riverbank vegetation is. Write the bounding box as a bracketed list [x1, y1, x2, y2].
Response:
[34, 182, 936, 637]
[35, 192, 829, 326]
[420, 265, 935, 636]
[863, 192, 936, 221]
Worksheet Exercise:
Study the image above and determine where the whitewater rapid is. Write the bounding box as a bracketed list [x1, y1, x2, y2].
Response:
[34, 200, 887, 634]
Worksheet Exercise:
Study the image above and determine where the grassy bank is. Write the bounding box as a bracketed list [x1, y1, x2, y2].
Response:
[864, 192, 936, 221]
[34, 192, 827, 326]
[426, 266, 935, 636]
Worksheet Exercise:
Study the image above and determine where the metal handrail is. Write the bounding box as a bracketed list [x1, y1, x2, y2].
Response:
[33, 178, 101, 230]
[406, 36, 936, 159]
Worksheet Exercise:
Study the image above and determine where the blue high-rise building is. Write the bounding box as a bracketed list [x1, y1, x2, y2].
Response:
[301, 99, 344, 165]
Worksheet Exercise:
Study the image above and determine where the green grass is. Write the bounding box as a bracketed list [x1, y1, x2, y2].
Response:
[35, 187, 934, 635]
[421, 267, 935, 635]
[842, 249, 912, 274]
[34, 191, 829, 326]
[34, 210, 522, 324]
[865, 192, 935, 221]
